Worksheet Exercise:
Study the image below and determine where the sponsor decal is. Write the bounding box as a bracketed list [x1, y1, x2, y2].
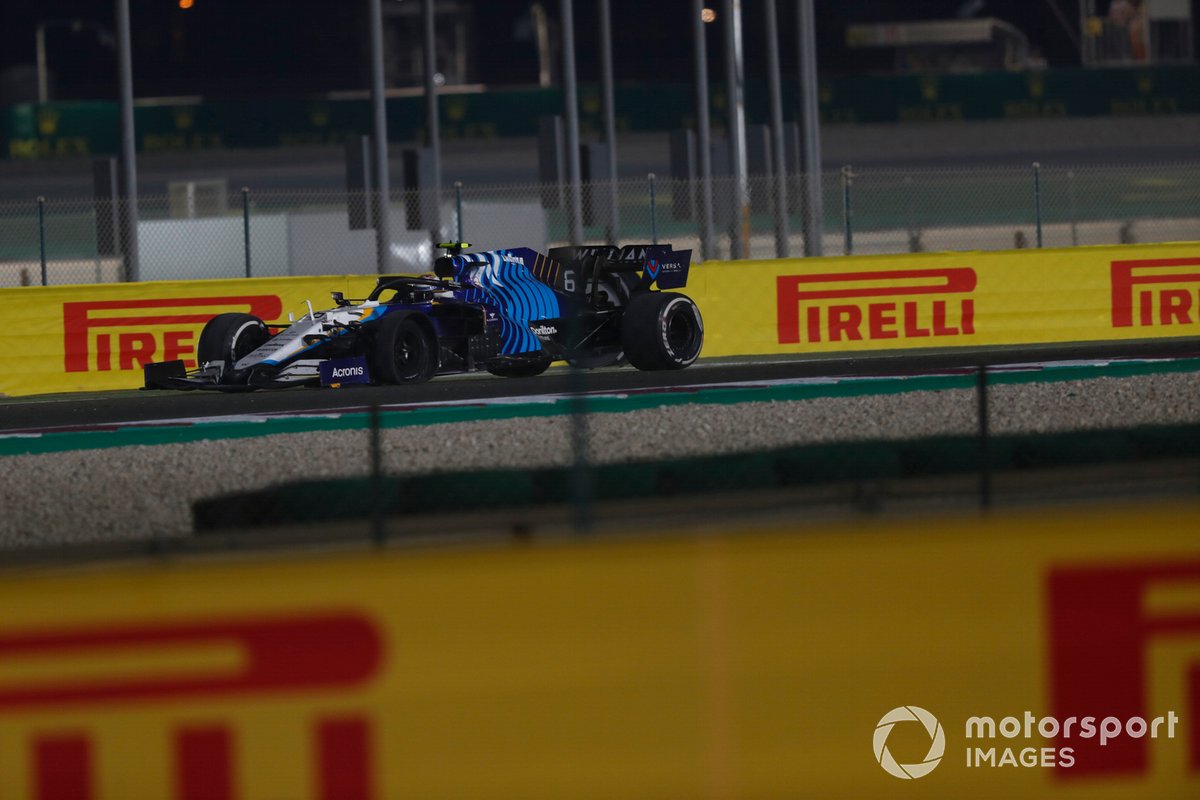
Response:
[776, 267, 976, 344]
[0, 611, 382, 799]
[644, 259, 683, 283]
[1047, 559, 1200, 777]
[319, 356, 371, 387]
[1111, 257, 1200, 329]
[62, 296, 283, 373]
[530, 324, 558, 337]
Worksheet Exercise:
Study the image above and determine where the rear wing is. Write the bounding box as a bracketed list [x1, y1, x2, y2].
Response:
[547, 244, 692, 290]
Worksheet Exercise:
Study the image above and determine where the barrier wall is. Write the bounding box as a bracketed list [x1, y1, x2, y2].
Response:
[0, 502, 1195, 798]
[689, 241, 1200, 358]
[0, 275, 378, 396]
[1, 242, 1198, 397]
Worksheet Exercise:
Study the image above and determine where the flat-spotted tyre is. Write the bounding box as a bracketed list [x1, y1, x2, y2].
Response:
[371, 312, 439, 384]
[196, 313, 271, 383]
[620, 292, 703, 371]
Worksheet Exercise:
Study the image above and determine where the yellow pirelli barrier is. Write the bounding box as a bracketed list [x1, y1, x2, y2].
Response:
[0, 503, 1196, 798]
[1, 241, 1198, 396]
[687, 241, 1200, 357]
[0, 275, 378, 396]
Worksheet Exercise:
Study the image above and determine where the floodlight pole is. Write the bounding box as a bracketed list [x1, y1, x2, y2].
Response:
[115, 0, 139, 281]
[598, 0, 620, 243]
[422, 0, 442, 241]
[765, 0, 790, 258]
[36, 23, 49, 104]
[561, 0, 584, 246]
[691, 0, 714, 260]
[368, 0, 393, 273]
[797, 0, 824, 256]
[723, 0, 749, 260]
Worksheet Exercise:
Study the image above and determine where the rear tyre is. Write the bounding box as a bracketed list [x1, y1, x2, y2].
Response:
[487, 354, 553, 378]
[620, 292, 703, 371]
[371, 312, 438, 384]
[196, 313, 271, 383]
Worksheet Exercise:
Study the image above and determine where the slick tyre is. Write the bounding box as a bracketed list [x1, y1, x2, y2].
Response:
[197, 313, 271, 384]
[621, 292, 704, 371]
[486, 354, 553, 378]
[372, 312, 438, 384]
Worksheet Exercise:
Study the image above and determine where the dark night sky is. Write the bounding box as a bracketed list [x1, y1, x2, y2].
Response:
[0, 1, 1189, 103]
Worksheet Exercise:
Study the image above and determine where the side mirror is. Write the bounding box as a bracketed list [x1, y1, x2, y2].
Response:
[331, 291, 347, 306]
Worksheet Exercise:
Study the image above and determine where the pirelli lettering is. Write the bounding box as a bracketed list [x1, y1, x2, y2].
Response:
[776, 267, 977, 345]
[62, 295, 283, 373]
[1111, 257, 1200, 329]
[0, 611, 383, 800]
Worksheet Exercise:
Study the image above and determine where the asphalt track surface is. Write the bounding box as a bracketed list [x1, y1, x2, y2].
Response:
[0, 357, 896, 433]
[4, 339, 1198, 435]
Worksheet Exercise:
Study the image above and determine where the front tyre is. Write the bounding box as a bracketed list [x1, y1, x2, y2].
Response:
[196, 313, 271, 383]
[372, 312, 438, 384]
[620, 292, 703, 370]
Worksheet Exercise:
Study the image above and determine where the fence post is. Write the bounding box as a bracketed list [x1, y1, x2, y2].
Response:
[37, 196, 47, 286]
[454, 181, 464, 242]
[1067, 169, 1078, 247]
[369, 402, 386, 544]
[977, 365, 991, 509]
[241, 186, 251, 278]
[1033, 161, 1043, 249]
[841, 165, 854, 256]
[648, 172, 658, 245]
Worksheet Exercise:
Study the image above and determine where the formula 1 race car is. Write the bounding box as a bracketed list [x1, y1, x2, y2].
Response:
[145, 242, 703, 390]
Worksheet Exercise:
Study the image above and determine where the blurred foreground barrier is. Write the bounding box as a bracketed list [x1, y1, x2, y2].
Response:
[0, 502, 1196, 797]
[0, 241, 1197, 396]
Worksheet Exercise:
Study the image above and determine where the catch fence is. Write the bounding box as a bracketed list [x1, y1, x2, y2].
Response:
[1, 161, 1197, 288]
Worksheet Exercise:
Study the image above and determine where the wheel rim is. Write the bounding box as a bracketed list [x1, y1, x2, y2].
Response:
[665, 305, 698, 357]
[230, 322, 266, 363]
[394, 328, 427, 380]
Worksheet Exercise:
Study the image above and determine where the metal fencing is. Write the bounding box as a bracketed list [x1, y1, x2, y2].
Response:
[2, 161, 1198, 288]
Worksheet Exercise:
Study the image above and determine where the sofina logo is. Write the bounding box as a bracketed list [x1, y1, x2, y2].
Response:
[874, 706, 946, 779]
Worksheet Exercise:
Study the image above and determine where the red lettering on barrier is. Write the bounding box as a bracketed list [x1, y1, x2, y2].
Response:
[1047, 560, 1200, 777]
[1160, 288, 1193, 325]
[828, 305, 863, 341]
[35, 734, 92, 800]
[0, 611, 380, 709]
[96, 333, 112, 371]
[62, 296, 283, 373]
[118, 332, 156, 371]
[318, 716, 374, 800]
[176, 726, 233, 800]
[776, 268, 976, 344]
[868, 303, 898, 339]
[5, 611, 383, 799]
[1111, 258, 1200, 328]
[163, 330, 195, 364]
